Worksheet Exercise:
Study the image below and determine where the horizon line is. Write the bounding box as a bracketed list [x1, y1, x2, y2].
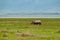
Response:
[0, 17, 60, 18]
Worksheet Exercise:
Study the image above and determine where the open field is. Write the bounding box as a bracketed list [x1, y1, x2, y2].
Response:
[0, 18, 60, 40]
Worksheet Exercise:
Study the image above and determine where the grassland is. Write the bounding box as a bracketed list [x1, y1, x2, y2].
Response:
[0, 18, 60, 40]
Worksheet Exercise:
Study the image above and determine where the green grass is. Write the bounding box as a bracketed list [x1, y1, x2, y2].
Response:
[0, 18, 60, 40]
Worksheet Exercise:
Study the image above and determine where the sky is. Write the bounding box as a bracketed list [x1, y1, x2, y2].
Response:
[0, 0, 60, 14]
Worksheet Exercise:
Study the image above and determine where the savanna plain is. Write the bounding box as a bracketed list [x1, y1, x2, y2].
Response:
[0, 18, 60, 40]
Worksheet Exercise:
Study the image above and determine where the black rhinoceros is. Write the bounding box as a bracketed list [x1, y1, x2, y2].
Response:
[31, 20, 41, 25]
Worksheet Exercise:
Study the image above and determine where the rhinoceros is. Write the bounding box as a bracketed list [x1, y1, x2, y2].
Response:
[31, 20, 41, 25]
